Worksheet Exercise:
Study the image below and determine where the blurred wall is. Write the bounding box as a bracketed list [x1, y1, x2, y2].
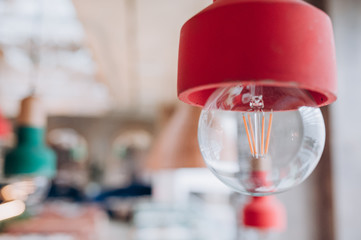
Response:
[277, 175, 321, 240]
[329, 0, 361, 239]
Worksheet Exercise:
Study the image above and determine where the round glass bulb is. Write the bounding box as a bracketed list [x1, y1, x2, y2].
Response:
[198, 85, 325, 196]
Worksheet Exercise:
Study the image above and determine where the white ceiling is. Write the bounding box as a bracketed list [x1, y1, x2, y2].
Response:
[0, 0, 210, 117]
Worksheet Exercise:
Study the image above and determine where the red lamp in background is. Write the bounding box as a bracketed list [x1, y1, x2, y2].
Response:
[178, 0, 337, 195]
[240, 196, 286, 239]
[0, 111, 11, 138]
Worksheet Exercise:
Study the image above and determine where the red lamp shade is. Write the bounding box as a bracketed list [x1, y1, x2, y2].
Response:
[178, 0, 337, 108]
[242, 196, 286, 231]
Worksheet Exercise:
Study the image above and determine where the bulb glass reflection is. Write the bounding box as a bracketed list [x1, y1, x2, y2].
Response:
[198, 85, 325, 195]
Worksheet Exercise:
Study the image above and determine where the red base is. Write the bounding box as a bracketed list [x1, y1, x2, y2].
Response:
[242, 196, 286, 231]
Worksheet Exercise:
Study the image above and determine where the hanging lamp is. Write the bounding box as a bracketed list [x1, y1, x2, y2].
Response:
[145, 104, 205, 202]
[146, 103, 205, 170]
[178, 0, 337, 195]
[4, 96, 56, 178]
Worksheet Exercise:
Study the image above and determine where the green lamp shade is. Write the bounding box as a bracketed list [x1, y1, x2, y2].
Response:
[4, 126, 56, 178]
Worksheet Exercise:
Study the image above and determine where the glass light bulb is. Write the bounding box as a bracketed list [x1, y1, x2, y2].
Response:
[198, 85, 325, 195]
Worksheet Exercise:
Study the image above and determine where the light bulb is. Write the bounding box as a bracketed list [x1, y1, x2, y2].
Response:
[198, 85, 325, 195]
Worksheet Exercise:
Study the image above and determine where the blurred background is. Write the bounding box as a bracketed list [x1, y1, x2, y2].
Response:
[0, 0, 358, 239]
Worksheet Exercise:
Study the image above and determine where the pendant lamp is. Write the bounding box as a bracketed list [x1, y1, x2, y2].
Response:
[178, 0, 337, 195]
[145, 104, 205, 202]
[146, 104, 205, 170]
[4, 96, 56, 178]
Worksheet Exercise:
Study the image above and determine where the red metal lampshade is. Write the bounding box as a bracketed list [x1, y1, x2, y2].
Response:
[178, 0, 337, 108]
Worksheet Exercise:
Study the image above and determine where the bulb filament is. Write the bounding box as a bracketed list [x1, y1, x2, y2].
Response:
[242, 115, 254, 155]
[265, 113, 273, 155]
[243, 112, 273, 158]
